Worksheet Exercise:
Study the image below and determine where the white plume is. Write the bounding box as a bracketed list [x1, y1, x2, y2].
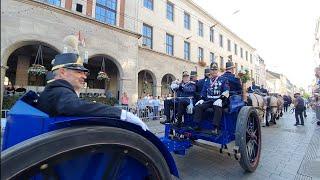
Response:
[63, 35, 79, 53]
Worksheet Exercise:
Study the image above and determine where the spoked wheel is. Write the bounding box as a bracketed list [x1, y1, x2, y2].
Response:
[1, 126, 172, 180]
[235, 106, 261, 172]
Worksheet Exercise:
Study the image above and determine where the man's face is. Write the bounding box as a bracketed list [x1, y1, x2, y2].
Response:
[182, 75, 189, 82]
[210, 69, 218, 78]
[60, 68, 87, 90]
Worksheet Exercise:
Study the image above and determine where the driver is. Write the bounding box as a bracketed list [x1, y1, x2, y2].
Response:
[37, 52, 148, 131]
[247, 80, 260, 93]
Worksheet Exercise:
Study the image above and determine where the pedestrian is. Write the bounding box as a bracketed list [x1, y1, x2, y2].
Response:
[293, 93, 305, 126]
[153, 96, 160, 120]
[5, 82, 15, 96]
[120, 92, 129, 108]
[303, 98, 308, 118]
[36, 52, 148, 131]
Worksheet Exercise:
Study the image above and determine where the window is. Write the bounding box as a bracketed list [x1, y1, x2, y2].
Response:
[44, 0, 61, 6]
[220, 56, 224, 70]
[227, 39, 231, 51]
[166, 2, 174, 21]
[184, 12, 190, 30]
[250, 54, 253, 63]
[144, 0, 153, 10]
[219, 34, 223, 48]
[184, 41, 190, 60]
[198, 47, 204, 61]
[240, 48, 243, 58]
[198, 21, 203, 37]
[210, 52, 215, 63]
[245, 51, 248, 61]
[142, 24, 153, 49]
[76, 3, 83, 13]
[210, 28, 214, 43]
[166, 33, 174, 56]
[96, 0, 117, 25]
[234, 43, 238, 55]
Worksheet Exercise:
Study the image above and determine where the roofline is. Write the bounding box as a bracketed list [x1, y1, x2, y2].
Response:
[186, 0, 256, 51]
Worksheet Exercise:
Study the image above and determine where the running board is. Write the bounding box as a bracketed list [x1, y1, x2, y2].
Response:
[192, 141, 241, 160]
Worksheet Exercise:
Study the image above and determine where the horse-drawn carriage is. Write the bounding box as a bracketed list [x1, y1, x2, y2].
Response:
[161, 93, 262, 172]
[1, 90, 263, 179]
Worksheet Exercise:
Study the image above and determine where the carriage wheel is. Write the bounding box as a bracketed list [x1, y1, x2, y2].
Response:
[1, 126, 172, 180]
[235, 106, 261, 172]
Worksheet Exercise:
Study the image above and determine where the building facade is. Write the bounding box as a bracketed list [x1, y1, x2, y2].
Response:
[1, 0, 257, 108]
[266, 70, 295, 96]
[254, 55, 266, 87]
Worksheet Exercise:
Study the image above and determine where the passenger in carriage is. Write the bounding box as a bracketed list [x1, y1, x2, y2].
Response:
[247, 80, 261, 93]
[195, 68, 211, 101]
[221, 61, 242, 95]
[160, 71, 196, 127]
[190, 70, 201, 101]
[193, 62, 230, 134]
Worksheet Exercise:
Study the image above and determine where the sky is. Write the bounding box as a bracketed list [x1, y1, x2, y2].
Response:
[195, 0, 320, 90]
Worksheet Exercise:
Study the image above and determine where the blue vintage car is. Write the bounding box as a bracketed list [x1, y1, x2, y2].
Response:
[1, 91, 261, 179]
[1, 91, 178, 179]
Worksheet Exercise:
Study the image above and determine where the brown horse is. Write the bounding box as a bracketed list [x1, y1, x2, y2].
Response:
[248, 93, 266, 124]
[265, 93, 284, 125]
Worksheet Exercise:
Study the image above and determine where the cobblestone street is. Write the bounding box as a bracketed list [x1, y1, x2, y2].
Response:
[146, 109, 320, 180]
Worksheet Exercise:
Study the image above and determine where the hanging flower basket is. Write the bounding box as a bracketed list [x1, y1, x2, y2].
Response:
[28, 45, 47, 76]
[97, 71, 109, 80]
[28, 64, 47, 76]
[238, 69, 250, 84]
[198, 60, 207, 67]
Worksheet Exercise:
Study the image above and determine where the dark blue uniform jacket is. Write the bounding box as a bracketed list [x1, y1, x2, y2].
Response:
[221, 72, 242, 95]
[176, 81, 196, 98]
[37, 79, 122, 118]
[200, 76, 229, 101]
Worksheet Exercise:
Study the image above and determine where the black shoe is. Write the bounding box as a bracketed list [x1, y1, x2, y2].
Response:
[160, 120, 171, 124]
[173, 122, 182, 128]
[294, 123, 298, 126]
[300, 123, 304, 126]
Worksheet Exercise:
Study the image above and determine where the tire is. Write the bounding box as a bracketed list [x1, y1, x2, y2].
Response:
[235, 106, 261, 172]
[1, 126, 172, 180]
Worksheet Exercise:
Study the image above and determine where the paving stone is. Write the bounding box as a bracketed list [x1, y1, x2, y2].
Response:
[146, 110, 319, 179]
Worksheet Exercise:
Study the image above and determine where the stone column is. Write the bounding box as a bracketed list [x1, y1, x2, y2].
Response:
[15, 56, 30, 87]
[155, 83, 162, 98]
[0, 65, 8, 116]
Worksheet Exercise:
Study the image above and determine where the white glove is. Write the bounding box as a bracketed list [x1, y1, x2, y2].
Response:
[170, 83, 179, 90]
[221, 90, 230, 98]
[121, 110, 149, 131]
[195, 100, 204, 106]
[213, 99, 222, 107]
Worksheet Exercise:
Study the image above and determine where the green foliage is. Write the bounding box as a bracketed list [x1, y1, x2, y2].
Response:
[3, 95, 20, 109]
[303, 93, 310, 99]
[81, 96, 119, 106]
[239, 70, 251, 84]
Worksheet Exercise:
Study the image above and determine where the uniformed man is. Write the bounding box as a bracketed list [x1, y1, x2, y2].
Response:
[190, 71, 198, 82]
[194, 62, 230, 134]
[293, 92, 304, 126]
[37, 52, 148, 131]
[221, 61, 242, 95]
[195, 68, 211, 102]
[260, 85, 269, 95]
[160, 71, 196, 127]
[247, 80, 260, 93]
